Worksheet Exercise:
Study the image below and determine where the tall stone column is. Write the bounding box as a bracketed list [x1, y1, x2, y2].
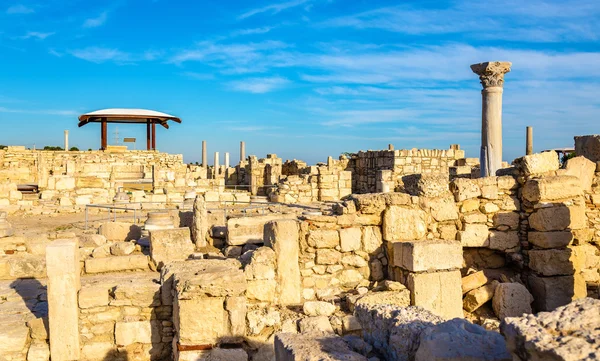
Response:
[202, 140, 207, 167]
[471, 61, 512, 177]
[64, 130, 69, 151]
[225, 152, 230, 168]
[526, 126, 533, 155]
[240, 141, 246, 162]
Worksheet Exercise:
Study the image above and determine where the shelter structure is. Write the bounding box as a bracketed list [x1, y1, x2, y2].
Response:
[78, 108, 182, 150]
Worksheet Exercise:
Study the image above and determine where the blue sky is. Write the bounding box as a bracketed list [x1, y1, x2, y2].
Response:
[1, 0, 599, 164]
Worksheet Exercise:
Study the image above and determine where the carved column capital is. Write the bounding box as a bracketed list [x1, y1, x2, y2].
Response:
[471, 61, 512, 89]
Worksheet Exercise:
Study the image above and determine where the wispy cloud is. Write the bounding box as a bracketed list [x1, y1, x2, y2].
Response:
[6, 4, 34, 14]
[239, 0, 310, 20]
[231, 26, 274, 37]
[83, 11, 108, 28]
[229, 76, 289, 93]
[322, 0, 600, 43]
[180, 72, 215, 80]
[0, 107, 78, 116]
[68, 47, 159, 64]
[17, 31, 55, 40]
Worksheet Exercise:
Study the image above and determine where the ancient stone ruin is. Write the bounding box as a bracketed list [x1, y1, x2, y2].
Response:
[1, 68, 599, 360]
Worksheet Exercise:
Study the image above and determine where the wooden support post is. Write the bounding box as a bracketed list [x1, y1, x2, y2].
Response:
[146, 120, 151, 150]
[152, 123, 156, 150]
[101, 118, 107, 150]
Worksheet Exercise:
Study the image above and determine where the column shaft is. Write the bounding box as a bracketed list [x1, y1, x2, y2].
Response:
[240, 141, 246, 162]
[481, 87, 503, 176]
[526, 126, 533, 155]
[202, 140, 207, 167]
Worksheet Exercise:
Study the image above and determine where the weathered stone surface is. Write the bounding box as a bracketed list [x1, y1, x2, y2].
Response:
[264, 219, 301, 306]
[529, 249, 581, 276]
[110, 241, 135, 256]
[115, 321, 156, 346]
[528, 273, 587, 311]
[80, 342, 114, 361]
[514, 151, 559, 176]
[303, 301, 336, 317]
[415, 319, 511, 361]
[493, 212, 519, 230]
[462, 212, 487, 224]
[178, 348, 249, 361]
[356, 304, 443, 361]
[459, 224, 490, 247]
[246, 279, 277, 302]
[85, 255, 149, 273]
[79, 285, 109, 308]
[407, 270, 463, 319]
[308, 230, 340, 249]
[46, 239, 80, 361]
[176, 297, 227, 345]
[528, 204, 586, 232]
[528, 231, 573, 249]
[451, 178, 481, 202]
[227, 214, 296, 246]
[316, 249, 341, 265]
[338, 269, 364, 288]
[98, 222, 141, 241]
[393, 239, 462, 272]
[27, 340, 50, 361]
[463, 281, 498, 312]
[78, 234, 107, 248]
[501, 297, 600, 361]
[462, 271, 490, 294]
[339, 227, 362, 252]
[275, 333, 367, 361]
[354, 290, 411, 311]
[463, 248, 506, 269]
[383, 206, 427, 241]
[298, 316, 335, 334]
[492, 283, 533, 319]
[420, 196, 459, 222]
[564, 156, 596, 192]
[192, 194, 209, 247]
[362, 226, 383, 254]
[150, 227, 195, 269]
[0, 324, 29, 353]
[488, 231, 519, 252]
[170, 259, 246, 298]
[522, 176, 582, 203]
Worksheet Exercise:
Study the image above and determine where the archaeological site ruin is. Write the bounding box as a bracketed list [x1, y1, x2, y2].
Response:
[1, 62, 599, 361]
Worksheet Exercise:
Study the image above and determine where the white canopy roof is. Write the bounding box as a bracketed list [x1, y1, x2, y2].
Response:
[78, 108, 181, 128]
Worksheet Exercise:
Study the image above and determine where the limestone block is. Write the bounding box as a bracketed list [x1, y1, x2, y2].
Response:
[527, 273, 587, 311]
[491, 283, 533, 319]
[451, 178, 481, 202]
[383, 206, 427, 241]
[54, 176, 76, 190]
[78, 234, 107, 248]
[27, 317, 49, 340]
[528, 249, 582, 276]
[461, 271, 490, 294]
[564, 156, 596, 192]
[178, 348, 249, 361]
[84, 255, 149, 273]
[170, 259, 246, 299]
[492, 212, 519, 230]
[421, 196, 459, 222]
[342, 255, 368, 267]
[462, 212, 487, 224]
[361, 226, 383, 254]
[0, 324, 29, 353]
[501, 297, 600, 361]
[488, 231, 519, 252]
[246, 279, 277, 302]
[110, 241, 135, 256]
[98, 222, 142, 241]
[522, 176, 582, 203]
[115, 321, 154, 346]
[463, 281, 498, 312]
[342, 315, 362, 334]
[176, 297, 228, 345]
[480, 202, 500, 214]
[307, 229, 340, 249]
[316, 249, 341, 265]
[461, 198, 480, 213]
[528, 204, 586, 232]
[303, 301, 336, 316]
[264, 219, 301, 306]
[458, 224, 489, 247]
[351, 193, 386, 214]
[275, 333, 367, 361]
[528, 231, 573, 249]
[192, 194, 208, 247]
[339, 228, 361, 252]
[226, 214, 296, 246]
[438, 224, 457, 241]
[79, 285, 109, 308]
[415, 319, 511, 361]
[46, 239, 80, 361]
[407, 270, 463, 319]
[150, 227, 195, 269]
[225, 296, 246, 338]
[27, 340, 50, 361]
[80, 342, 114, 361]
[297, 316, 335, 334]
[515, 151, 559, 176]
[393, 239, 462, 272]
[354, 290, 411, 311]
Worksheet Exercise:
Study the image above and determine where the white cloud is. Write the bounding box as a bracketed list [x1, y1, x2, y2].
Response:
[322, 0, 600, 43]
[6, 4, 34, 14]
[180, 72, 215, 80]
[69, 47, 131, 64]
[0, 107, 78, 116]
[83, 12, 108, 28]
[231, 27, 274, 36]
[229, 76, 289, 93]
[17, 31, 55, 40]
[239, 0, 310, 19]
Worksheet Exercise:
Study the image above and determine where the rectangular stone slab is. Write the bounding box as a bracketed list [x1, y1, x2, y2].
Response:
[393, 240, 462, 272]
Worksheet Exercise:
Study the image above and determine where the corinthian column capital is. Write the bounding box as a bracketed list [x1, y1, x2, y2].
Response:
[470, 61, 512, 89]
